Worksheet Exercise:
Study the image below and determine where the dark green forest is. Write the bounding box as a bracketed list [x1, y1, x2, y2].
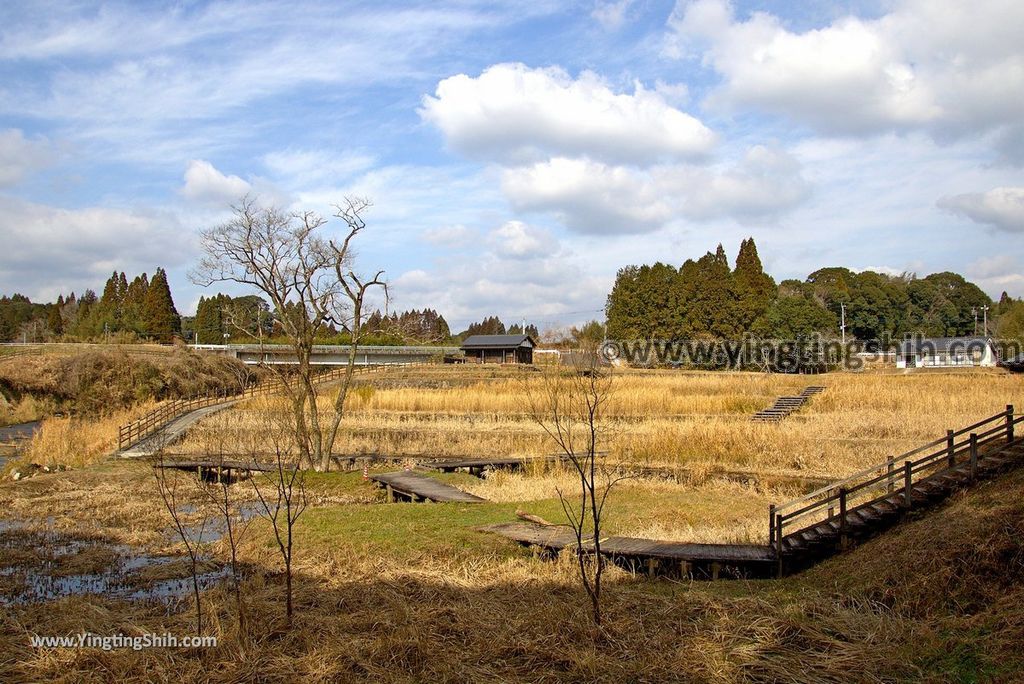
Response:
[0, 268, 180, 343]
[606, 239, 1024, 342]
[4, 246, 1022, 346]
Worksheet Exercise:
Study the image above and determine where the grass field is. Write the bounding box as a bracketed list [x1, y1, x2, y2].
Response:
[1, 364, 1022, 681]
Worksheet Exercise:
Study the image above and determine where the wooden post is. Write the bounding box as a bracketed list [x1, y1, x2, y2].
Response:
[646, 558, 657, 578]
[839, 487, 848, 549]
[386, 484, 394, 503]
[680, 560, 691, 579]
[947, 430, 955, 468]
[775, 513, 783, 579]
[710, 562, 720, 581]
[1008, 405, 1015, 444]
[768, 505, 776, 545]
[827, 487, 835, 519]
[903, 461, 912, 509]
[887, 460, 895, 493]
[970, 433, 978, 481]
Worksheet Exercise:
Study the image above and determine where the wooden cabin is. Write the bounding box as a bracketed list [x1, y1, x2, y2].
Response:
[460, 334, 535, 364]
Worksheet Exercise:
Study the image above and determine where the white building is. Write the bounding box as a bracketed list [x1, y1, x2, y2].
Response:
[897, 336, 998, 369]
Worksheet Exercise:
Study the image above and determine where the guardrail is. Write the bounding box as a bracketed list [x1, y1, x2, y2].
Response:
[116, 364, 391, 450]
[769, 405, 1020, 549]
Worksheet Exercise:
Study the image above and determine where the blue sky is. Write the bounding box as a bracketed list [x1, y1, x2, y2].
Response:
[1, 0, 1022, 333]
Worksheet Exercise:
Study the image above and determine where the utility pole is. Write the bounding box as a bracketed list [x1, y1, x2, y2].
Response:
[972, 307, 979, 335]
[982, 305, 990, 337]
[840, 303, 847, 346]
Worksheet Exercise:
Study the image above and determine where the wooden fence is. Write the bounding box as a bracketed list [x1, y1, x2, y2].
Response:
[116, 364, 389, 450]
[770, 405, 1020, 550]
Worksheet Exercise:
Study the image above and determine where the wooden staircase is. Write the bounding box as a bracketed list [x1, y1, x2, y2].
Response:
[752, 386, 826, 423]
[770, 405, 1022, 576]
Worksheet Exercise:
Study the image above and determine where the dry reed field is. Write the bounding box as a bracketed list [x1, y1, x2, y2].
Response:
[180, 366, 1024, 478]
[1, 364, 1022, 682]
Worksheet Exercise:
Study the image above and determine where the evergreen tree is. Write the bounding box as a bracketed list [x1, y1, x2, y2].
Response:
[47, 304, 63, 336]
[122, 273, 149, 333]
[733, 238, 776, 331]
[142, 267, 180, 341]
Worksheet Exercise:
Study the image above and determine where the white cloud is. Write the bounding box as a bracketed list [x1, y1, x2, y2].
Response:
[420, 62, 716, 165]
[421, 224, 475, 246]
[0, 128, 55, 187]
[967, 255, 1024, 296]
[937, 187, 1024, 233]
[488, 221, 557, 259]
[666, 0, 1024, 154]
[262, 149, 376, 190]
[503, 157, 673, 234]
[502, 146, 809, 234]
[592, 0, 635, 30]
[0, 196, 192, 301]
[968, 255, 1018, 280]
[666, 145, 811, 221]
[391, 230, 610, 331]
[0, 3, 564, 164]
[181, 159, 251, 205]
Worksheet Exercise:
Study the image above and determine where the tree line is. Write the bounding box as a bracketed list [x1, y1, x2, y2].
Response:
[606, 238, 1023, 342]
[0, 268, 180, 343]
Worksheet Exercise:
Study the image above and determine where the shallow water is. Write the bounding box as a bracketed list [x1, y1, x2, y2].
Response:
[0, 421, 42, 441]
[0, 421, 41, 469]
[0, 519, 232, 607]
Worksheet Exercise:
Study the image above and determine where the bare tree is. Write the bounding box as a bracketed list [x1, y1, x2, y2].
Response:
[154, 451, 212, 634]
[197, 419, 255, 644]
[523, 348, 620, 627]
[250, 416, 308, 629]
[191, 196, 387, 471]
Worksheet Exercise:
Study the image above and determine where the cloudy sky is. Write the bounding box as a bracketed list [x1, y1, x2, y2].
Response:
[1, 0, 1022, 331]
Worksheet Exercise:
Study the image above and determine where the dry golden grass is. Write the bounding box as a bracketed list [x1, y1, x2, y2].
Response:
[2, 458, 1022, 682]
[2, 360, 1023, 681]
[178, 366, 1024, 481]
[3, 402, 157, 474]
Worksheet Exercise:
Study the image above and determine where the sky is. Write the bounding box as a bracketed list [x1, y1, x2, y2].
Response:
[1, 0, 1022, 332]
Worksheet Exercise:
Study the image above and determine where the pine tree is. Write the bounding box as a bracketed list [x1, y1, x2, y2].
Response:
[123, 274, 149, 333]
[734, 238, 776, 333]
[142, 267, 181, 341]
[47, 304, 63, 336]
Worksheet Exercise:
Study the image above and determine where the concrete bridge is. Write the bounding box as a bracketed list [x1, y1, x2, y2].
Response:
[191, 343, 460, 366]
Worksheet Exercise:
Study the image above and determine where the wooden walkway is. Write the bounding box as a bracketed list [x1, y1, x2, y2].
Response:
[422, 455, 569, 477]
[771, 405, 1023, 576]
[368, 471, 485, 503]
[119, 402, 238, 458]
[482, 522, 776, 579]
[484, 406, 1024, 580]
[751, 385, 825, 422]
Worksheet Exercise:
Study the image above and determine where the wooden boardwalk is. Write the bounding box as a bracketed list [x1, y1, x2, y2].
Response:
[771, 405, 1023, 576]
[119, 402, 238, 458]
[484, 406, 1024, 580]
[369, 471, 485, 503]
[751, 385, 825, 422]
[423, 455, 569, 476]
[482, 522, 776, 579]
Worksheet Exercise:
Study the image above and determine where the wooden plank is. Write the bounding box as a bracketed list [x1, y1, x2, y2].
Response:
[482, 523, 776, 564]
[369, 471, 485, 503]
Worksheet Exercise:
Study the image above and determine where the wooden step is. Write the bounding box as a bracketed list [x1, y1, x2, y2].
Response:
[867, 502, 898, 517]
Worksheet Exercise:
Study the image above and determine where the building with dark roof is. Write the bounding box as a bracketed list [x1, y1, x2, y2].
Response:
[460, 334, 535, 364]
[1001, 353, 1024, 373]
[896, 336, 997, 369]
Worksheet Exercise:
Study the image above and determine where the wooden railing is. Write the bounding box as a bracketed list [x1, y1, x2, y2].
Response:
[116, 364, 394, 450]
[769, 405, 1020, 550]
